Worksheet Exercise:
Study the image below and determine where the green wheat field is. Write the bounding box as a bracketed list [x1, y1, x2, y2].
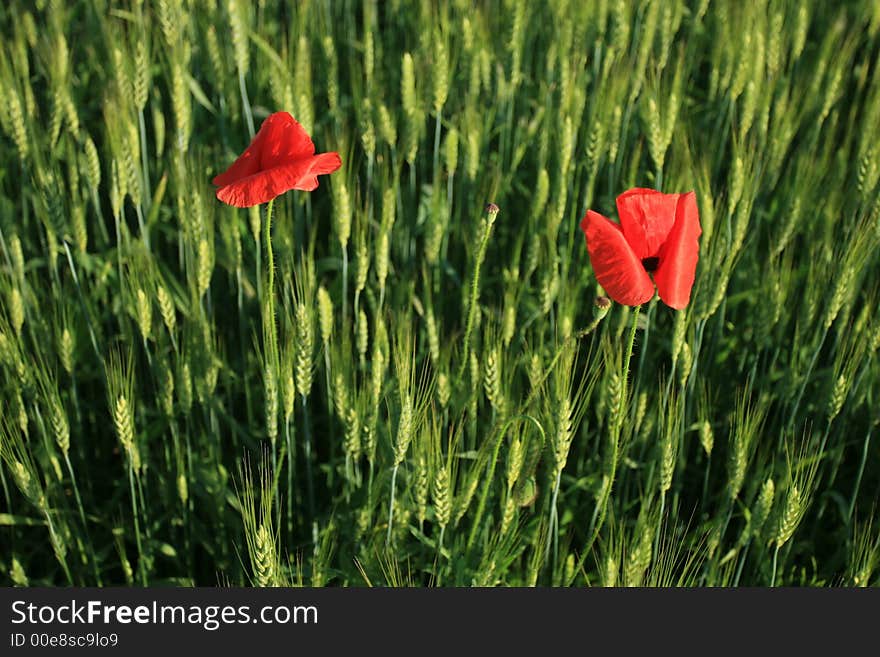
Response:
[1, 0, 879, 587]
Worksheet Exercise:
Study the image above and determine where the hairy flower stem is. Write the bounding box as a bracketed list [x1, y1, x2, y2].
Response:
[457, 206, 498, 381]
[263, 199, 280, 501]
[263, 199, 282, 520]
[264, 199, 276, 347]
[255, 230, 262, 303]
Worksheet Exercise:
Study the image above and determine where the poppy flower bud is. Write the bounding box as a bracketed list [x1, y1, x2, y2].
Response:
[483, 203, 499, 233]
[594, 295, 612, 315]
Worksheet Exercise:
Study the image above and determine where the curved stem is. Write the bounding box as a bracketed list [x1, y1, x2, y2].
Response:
[525, 308, 609, 410]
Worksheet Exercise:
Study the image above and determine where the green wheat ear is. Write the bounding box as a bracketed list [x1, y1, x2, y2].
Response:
[2, 0, 879, 589]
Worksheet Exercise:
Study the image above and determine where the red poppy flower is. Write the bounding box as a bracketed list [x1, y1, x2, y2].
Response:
[580, 188, 701, 309]
[213, 111, 341, 207]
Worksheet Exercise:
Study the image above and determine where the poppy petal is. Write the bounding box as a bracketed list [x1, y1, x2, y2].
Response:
[292, 152, 343, 191]
[308, 151, 343, 175]
[258, 112, 317, 169]
[211, 127, 266, 187]
[616, 188, 680, 260]
[216, 154, 342, 208]
[581, 210, 655, 307]
[654, 191, 701, 310]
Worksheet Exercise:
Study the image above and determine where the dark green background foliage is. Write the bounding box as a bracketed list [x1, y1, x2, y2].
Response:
[0, 0, 878, 586]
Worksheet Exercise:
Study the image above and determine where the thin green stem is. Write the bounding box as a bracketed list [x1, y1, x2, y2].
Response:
[631, 297, 656, 422]
[433, 110, 442, 183]
[341, 245, 349, 331]
[302, 394, 315, 521]
[138, 108, 151, 213]
[286, 416, 295, 538]
[64, 452, 102, 585]
[787, 328, 827, 431]
[770, 543, 780, 587]
[62, 242, 101, 361]
[548, 469, 562, 570]
[386, 463, 399, 547]
[128, 463, 147, 585]
[238, 70, 255, 139]
[847, 428, 872, 522]
[135, 204, 149, 252]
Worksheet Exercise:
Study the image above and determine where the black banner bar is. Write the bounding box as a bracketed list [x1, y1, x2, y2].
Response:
[1, 587, 876, 654]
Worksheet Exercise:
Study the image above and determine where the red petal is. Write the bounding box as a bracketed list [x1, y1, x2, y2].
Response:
[213, 112, 317, 188]
[581, 210, 655, 307]
[216, 153, 342, 207]
[258, 112, 317, 169]
[292, 152, 343, 191]
[616, 188, 680, 260]
[308, 151, 343, 176]
[654, 192, 701, 309]
[212, 134, 264, 188]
